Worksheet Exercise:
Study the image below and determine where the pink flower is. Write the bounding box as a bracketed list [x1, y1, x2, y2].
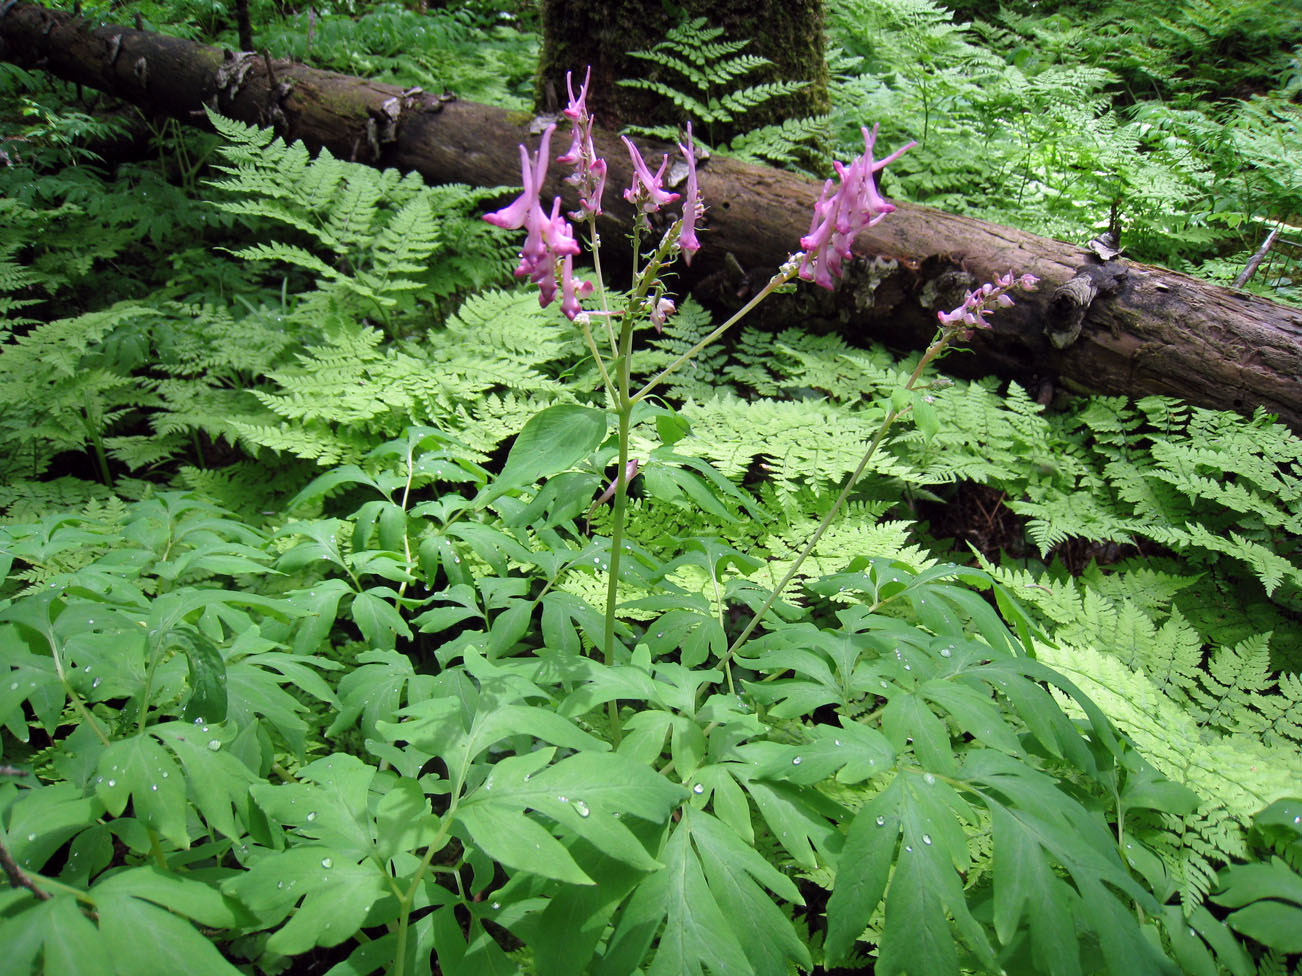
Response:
[557, 68, 606, 220]
[798, 124, 916, 290]
[484, 123, 554, 234]
[676, 122, 702, 264]
[484, 123, 592, 320]
[937, 271, 1039, 338]
[622, 137, 680, 215]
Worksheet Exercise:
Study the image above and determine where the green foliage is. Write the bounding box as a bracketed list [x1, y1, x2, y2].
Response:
[825, 0, 1302, 303]
[205, 110, 513, 334]
[619, 16, 827, 164]
[4, 8, 1302, 976]
[257, 2, 539, 108]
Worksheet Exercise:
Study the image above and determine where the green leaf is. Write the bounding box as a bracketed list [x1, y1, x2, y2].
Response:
[222, 846, 388, 953]
[455, 800, 594, 885]
[689, 809, 811, 975]
[26, 896, 112, 976]
[95, 734, 189, 848]
[374, 777, 441, 860]
[178, 627, 228, 725]
[92, 865, 245, 928]
[350, 589, 413, 650]
[250, 753, 376, 860]
[494, 404, 607, 492]
[1214, 858, 1302, 953]
[517, 837, 651, 976]
[97, 890, 243, 975]
[826, 778, 903, 962]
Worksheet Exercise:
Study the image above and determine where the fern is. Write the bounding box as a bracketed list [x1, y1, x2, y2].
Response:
[205, 111, 511, 334]
[619, 16, 810, 147]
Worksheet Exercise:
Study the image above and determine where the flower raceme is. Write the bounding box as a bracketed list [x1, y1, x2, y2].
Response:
[937, 271, 1040, 339]
[557, 68, 606, 221]
[798, 124, 916, 290]
[483, 123, 593, 319]
[486, 71, 909, 319]
[485, 70, 704, 320]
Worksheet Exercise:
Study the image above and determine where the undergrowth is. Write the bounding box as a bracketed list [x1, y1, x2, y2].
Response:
[2, 4, 1301, 976]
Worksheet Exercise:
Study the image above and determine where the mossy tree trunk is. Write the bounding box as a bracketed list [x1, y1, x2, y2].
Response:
[536, 0, 829, 143]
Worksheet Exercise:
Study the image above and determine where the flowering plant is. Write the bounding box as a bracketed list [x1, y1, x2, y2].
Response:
[485, 70, 1035, 672]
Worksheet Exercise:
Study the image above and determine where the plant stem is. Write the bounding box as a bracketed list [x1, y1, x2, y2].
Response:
[718, 338, 945, 672]
[600, 313, 636, 749]
[632, 265, 797, 404]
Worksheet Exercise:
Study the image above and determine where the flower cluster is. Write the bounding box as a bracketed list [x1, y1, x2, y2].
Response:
[483, 123, 593, 320]
[556, 68, 606, 221]
[486, 68, 705, 320]
[937, 271, 1040, 339]
[798, 124, 915, 290]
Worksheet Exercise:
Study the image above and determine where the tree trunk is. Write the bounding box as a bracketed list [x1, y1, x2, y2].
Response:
[536, 0, 829, 142]
[3, 1, 1301, 430]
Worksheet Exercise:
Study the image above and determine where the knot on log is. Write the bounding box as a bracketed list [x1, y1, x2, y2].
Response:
[1045, 260, 1128, 349]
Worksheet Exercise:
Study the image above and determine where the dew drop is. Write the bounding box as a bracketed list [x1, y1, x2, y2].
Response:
[875, 815, 886, 826]
[791, 756, 803, 766]
[922, 773, 936, 785]
[151, 784, 158, 792]
[321, 858, 333, 869]
[208, 740, 222, 751]
[904, 845, 913, 853]
[922, 834, 932, 845]
[306, 811, 318, 822]
[491, 901, 501, 910]
[26, 833, 36, 842]
[160, 771, 168, 778]
[939, 646, 952, 658]
[106, 779, 116, 787]
[558, 795, 568, 804]
[92, 677, 102, 689]
[833, 739, 842, 747]
[8, 682, 16, 691]
[574, 800, 590, 818]
[693, 783, 705, 794]
[277, 881, 285, 889]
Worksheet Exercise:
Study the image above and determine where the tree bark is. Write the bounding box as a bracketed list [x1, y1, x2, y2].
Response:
[536, 0, 829, 142]
[3, 1, 1301, 430]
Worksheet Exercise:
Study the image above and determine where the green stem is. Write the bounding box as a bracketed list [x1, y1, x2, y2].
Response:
[717, 339, 946, 673]
[47, 632, 110, 747]
[392, 828, 448, 976]
[83, 413, 114, 489]
[578, 315, 619, 409]
[599, 313, 636, 748]
[633, 265, 797, 405]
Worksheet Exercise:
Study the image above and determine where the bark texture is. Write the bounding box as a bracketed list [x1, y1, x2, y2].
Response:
[536, 0, 829, 138]
[3, 1, 1302, 430]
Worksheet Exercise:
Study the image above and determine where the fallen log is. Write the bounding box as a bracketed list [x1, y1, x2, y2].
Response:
[4, 1, 1302, 429]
